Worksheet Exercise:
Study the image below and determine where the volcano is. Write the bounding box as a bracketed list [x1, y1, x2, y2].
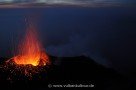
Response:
[0, 19, 51, 80]
[0, 55, 132, 90]
[0, 15, 132, 90]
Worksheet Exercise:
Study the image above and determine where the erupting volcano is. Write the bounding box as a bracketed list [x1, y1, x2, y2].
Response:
[8, 20, 50, 67]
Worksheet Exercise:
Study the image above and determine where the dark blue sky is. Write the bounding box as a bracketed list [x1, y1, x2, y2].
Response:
[0, 6, 136, 74]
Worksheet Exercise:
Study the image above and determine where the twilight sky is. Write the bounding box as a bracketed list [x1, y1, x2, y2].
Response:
[0, 0, 135, 4]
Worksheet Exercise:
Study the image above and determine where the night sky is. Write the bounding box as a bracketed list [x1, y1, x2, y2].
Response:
[0, 3, 136, 75]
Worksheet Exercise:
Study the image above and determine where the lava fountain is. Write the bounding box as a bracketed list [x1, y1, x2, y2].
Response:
[0, 17, 51, 80]
[8, 20, 50, 67]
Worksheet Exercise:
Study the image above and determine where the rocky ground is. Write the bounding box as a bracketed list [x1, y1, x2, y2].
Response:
[0, 55, 134, 90]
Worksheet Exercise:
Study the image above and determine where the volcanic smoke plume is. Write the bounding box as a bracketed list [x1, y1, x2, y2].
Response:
[7, 20, 50, 67]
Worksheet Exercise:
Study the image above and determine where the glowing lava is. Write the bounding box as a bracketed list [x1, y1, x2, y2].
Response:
[11, 22, 49, 66]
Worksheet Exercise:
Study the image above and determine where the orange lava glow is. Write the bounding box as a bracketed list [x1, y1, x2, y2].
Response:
[12, 22, 49, 66]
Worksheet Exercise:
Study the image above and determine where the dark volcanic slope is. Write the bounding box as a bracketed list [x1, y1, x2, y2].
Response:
[0, 56, 132, 90]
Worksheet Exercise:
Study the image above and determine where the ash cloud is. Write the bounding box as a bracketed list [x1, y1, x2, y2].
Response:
[39, 7, 136, 72]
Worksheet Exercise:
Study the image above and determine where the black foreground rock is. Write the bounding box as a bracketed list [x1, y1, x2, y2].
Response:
[0, 56, 134, 90]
